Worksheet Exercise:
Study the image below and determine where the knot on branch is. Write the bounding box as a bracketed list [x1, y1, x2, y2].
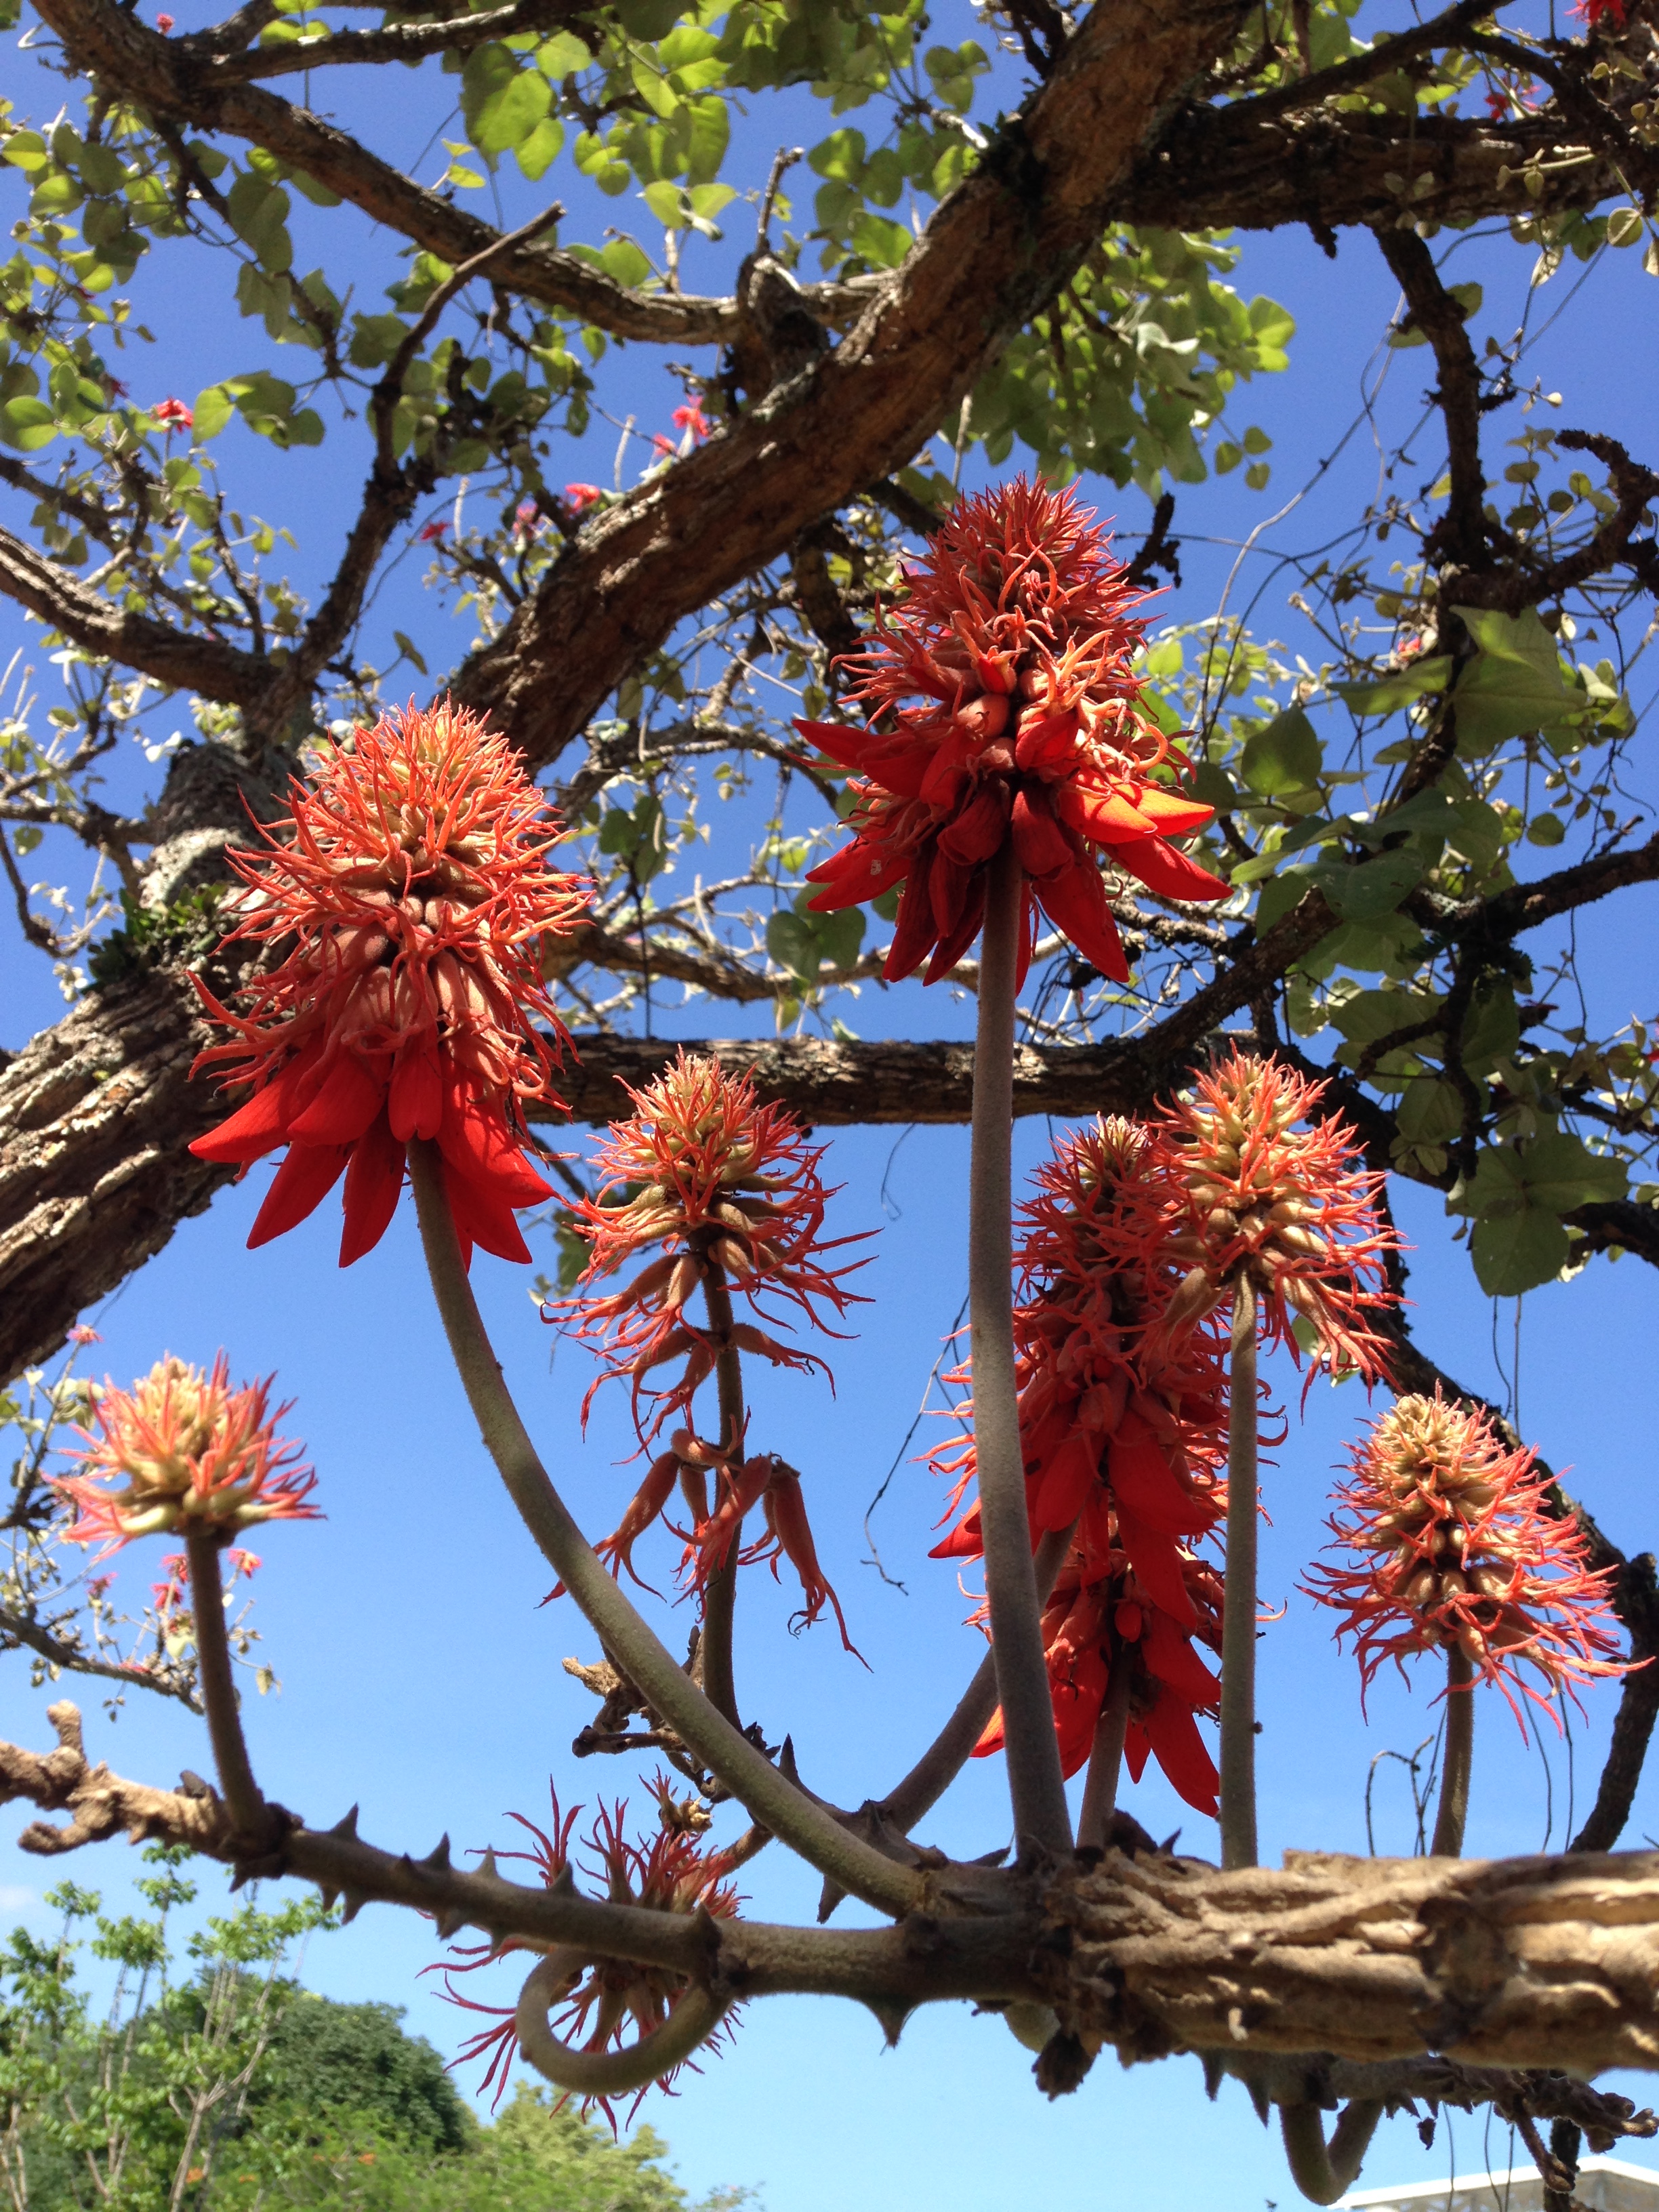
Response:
[0, 1699, 285, 1864]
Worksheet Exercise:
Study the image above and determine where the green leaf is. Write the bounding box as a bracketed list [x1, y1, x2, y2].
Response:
[392, 630, 428, 676]
[1239, 707, 1322, 797]
[1526, 811, 1567, 846]
[516, 116, 565, 182]
[226, 169, 292, 272]
[1471, 1208, 1570, 1296]
[1518, 1130, 1627, 1212]
[474, 66, 550, 157]
[849, 210, 912, 268]
[191, 384, 234, 439]
[1397, 1076, 1464, 1144]
[1460, 981, 1519, 1072]
[1449, 604, 1584, 750]
[0, 396, 57, 451]
[537, 29, 592, 77]
[1333, 657, 1452, 715]
[1323, 848, 1421, 922]
[599, 237, 651, 288]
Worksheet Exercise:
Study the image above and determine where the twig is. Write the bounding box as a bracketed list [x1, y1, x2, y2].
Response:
[184, 1533, 268, 1842]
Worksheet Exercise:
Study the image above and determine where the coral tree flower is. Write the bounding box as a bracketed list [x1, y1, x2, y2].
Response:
[799, 478, 1227, 987]
[58, 1354, 318, 1555]
[443, 1782, 741, 2123]
[1306, 1390, 1631, 1725]
[560, 1050, 867, 1434]
[933, 1118, 1231, 1813]
[1145, 1050, 1398, 1378]
[189, 699, 588, 1269]
[558, 1052, 865, 1642]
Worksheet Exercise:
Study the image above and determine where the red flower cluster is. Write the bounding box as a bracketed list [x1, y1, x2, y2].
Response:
[1572, 0, 1626, 28]
[444, 1781, 741, 2122]
[933, 1118, 1231, 1814]
[151, 397, 192, 430]
[189, 700, 587, 1268]
[800, 478, 1227, 987]
[559, 1050, 867, 1438]
[1307, 1391, 1631, 1726]
[565, 483, 602, 513]
[1147, 1050, 1398, 1380]
[58, 1354, 317, 1555]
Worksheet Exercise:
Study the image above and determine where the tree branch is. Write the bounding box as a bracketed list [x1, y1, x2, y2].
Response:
[0, 523, 270, 707]
[200, 0, 598, 81]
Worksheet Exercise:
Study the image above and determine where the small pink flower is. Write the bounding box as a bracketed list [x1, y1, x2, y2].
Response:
[564, 483, 602, 513]
[672, 401, 710, 441]
[69, 1325, 102, 1347]
[152, 398, 193, 430]
[157, 10, 174, 28]
[512, 499, 541, 539]
[651, 433, 676, 458]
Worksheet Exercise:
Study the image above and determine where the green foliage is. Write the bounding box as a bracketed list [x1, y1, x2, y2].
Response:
[87, 886, 226, 989]
[1, 1886, 739, 2212]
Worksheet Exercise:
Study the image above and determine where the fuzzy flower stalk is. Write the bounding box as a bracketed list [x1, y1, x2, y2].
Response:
[557, 1052, 867, 1708]
[1307, 1390, 1633, 1855]
[443, 1781, 741, 2127]
[1142, 1050, 1398, 1868]
[935, 1118, 1231, 1837]
[189, 699, 588, 1269]
[799, 479, 1228, 1858]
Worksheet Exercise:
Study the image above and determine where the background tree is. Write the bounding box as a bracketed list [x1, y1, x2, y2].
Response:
[4, 0, 1659, 2203]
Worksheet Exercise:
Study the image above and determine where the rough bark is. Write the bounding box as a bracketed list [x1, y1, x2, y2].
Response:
[9, 1702, 1659, 2081]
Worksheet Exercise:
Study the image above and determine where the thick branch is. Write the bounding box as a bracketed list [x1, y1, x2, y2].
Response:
[0, 523, 270, 708]
[200, 0, 598, 81]
[11, 1708, 1659, 2079]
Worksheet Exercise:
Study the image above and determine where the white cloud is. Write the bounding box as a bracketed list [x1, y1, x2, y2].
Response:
[0, 1887, 35, 1912]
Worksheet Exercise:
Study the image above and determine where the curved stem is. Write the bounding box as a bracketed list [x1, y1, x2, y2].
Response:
[969, 843, 1071, 1860]
[1279, 2100, 1386, 2205]
[184, 1533, 266, 1842]
[515, 1950, 727, 2096]
[1432, 1644, 1475, 1857]
[881, 1523, 1077, 1834]
[1076, 1661, 1132, 1851]
[405, 1141, 922, 1918]
[698, 1260, 745, 1730]
[1220, 1273, 1259, 1872]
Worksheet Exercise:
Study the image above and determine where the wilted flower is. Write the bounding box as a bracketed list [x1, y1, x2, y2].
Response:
[1146, 1050, 1397, 1378]
[1307, 1390, 1631, 1725]
[189, 699, 588, 1268]
[800, 478, 1227, 986]
[559, 1050, 867, 1437]
[58, 1355, 317, 1554]
[443, 1783, 741, 2123]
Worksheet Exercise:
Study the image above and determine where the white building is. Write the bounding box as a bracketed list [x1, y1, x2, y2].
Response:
[1345, 2156, 1659, 2212]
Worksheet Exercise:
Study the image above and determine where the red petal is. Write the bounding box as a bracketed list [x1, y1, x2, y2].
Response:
[1032, 862, 1130, 983]
[793, 718, 874, 775]
[1010, 788, 1073, 879]
[1108, 1412, 1213, 1535]
[1134, 785, 1214, 836]
[1104, 836, 1229, 903]
[445, 1164, 532, 1263]
[883, 846, 940, 981]
[937, 783, 1008, 867]
[1054, 781, 1157, 842]
[1124, 1719, 1151, 1786]
[807, 841, 907, 912]
[190, 1082, 293, 1165]
[190, 1044, 323, 1164]
[287, 1052, 386, 1147]
[1032, 1429, 1097, 1532]
[918, 733, 974, 809]
[339, 1110, 407, 1265]
[388, 1047, 444, 1142]
[928, 1504, 983, 1560]
[1052, 1647, 1108, 1780]
[1113, 1502, 1199, 1627]
[247, 1142, 349, 1248]
[1141, 1608, 1221, 1706]
[1143, 1692, 1218, 1816]
[923, 870, 986, 983]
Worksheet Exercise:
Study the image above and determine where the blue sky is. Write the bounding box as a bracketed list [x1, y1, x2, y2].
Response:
[5, 4, 1659, 2207]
